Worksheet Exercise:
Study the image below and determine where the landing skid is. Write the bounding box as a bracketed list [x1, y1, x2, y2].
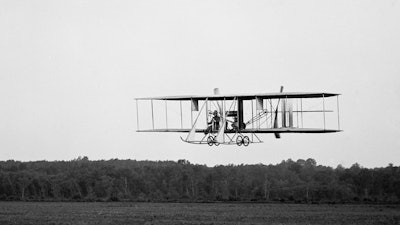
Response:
[180, 133, 262, 146]
[180, 136, 209, 145]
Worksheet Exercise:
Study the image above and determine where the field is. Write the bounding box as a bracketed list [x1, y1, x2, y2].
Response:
[0, 202, 399, 225]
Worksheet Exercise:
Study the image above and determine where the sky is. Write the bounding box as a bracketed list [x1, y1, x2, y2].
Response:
[1, 0, 399, 168]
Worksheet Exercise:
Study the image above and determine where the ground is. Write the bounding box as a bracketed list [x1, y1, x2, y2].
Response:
[0, 202, 399, 225]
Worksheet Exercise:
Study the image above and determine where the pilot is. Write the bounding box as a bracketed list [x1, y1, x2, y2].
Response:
[205, 110, 220, 134]
[231, 117, 239, 131]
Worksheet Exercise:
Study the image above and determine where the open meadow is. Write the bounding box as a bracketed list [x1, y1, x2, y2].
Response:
[0, 202, 399, 225]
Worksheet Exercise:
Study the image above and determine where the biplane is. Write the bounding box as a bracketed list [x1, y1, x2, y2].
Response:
[135, 87, 341, 146]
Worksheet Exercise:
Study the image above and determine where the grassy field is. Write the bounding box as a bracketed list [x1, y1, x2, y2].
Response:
[0, 202, 399, 225]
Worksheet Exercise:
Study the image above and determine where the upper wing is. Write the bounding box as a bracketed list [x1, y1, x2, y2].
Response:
[136, 128, 341, 133]
[137, 128, 205, 133]
[135, 92, 340, 101]
[239, 128, 342, 133]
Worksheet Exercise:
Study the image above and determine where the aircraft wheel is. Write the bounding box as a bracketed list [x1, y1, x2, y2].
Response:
[236, 136, 243, 146]
[214, 141, 220, 146]
[207, 136, 214, 146]
[243, 136, 250, 147]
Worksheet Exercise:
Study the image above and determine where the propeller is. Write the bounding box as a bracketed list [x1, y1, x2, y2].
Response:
[273, 86, 284, 139]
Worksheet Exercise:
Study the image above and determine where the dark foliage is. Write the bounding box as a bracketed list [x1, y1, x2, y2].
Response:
[0, 157, 399, 203]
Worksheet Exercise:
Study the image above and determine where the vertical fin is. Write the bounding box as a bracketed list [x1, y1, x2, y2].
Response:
[215, 117, 226, 143]
[186, 99, 207, 142]
[274, 86, 284, 139]
[191, 99, 199, 111]
[256, 97, 263, 110]
[281, 99, 286, 127]
[288, 99, 293, 127]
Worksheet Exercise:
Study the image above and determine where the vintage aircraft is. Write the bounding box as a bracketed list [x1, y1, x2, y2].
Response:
[135, 87, 341, 146]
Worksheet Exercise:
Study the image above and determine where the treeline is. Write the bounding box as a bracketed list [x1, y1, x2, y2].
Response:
[0, 157, 399, 203]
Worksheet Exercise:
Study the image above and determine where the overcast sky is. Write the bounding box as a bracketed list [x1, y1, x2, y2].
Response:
[1, 0, 399, 168]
